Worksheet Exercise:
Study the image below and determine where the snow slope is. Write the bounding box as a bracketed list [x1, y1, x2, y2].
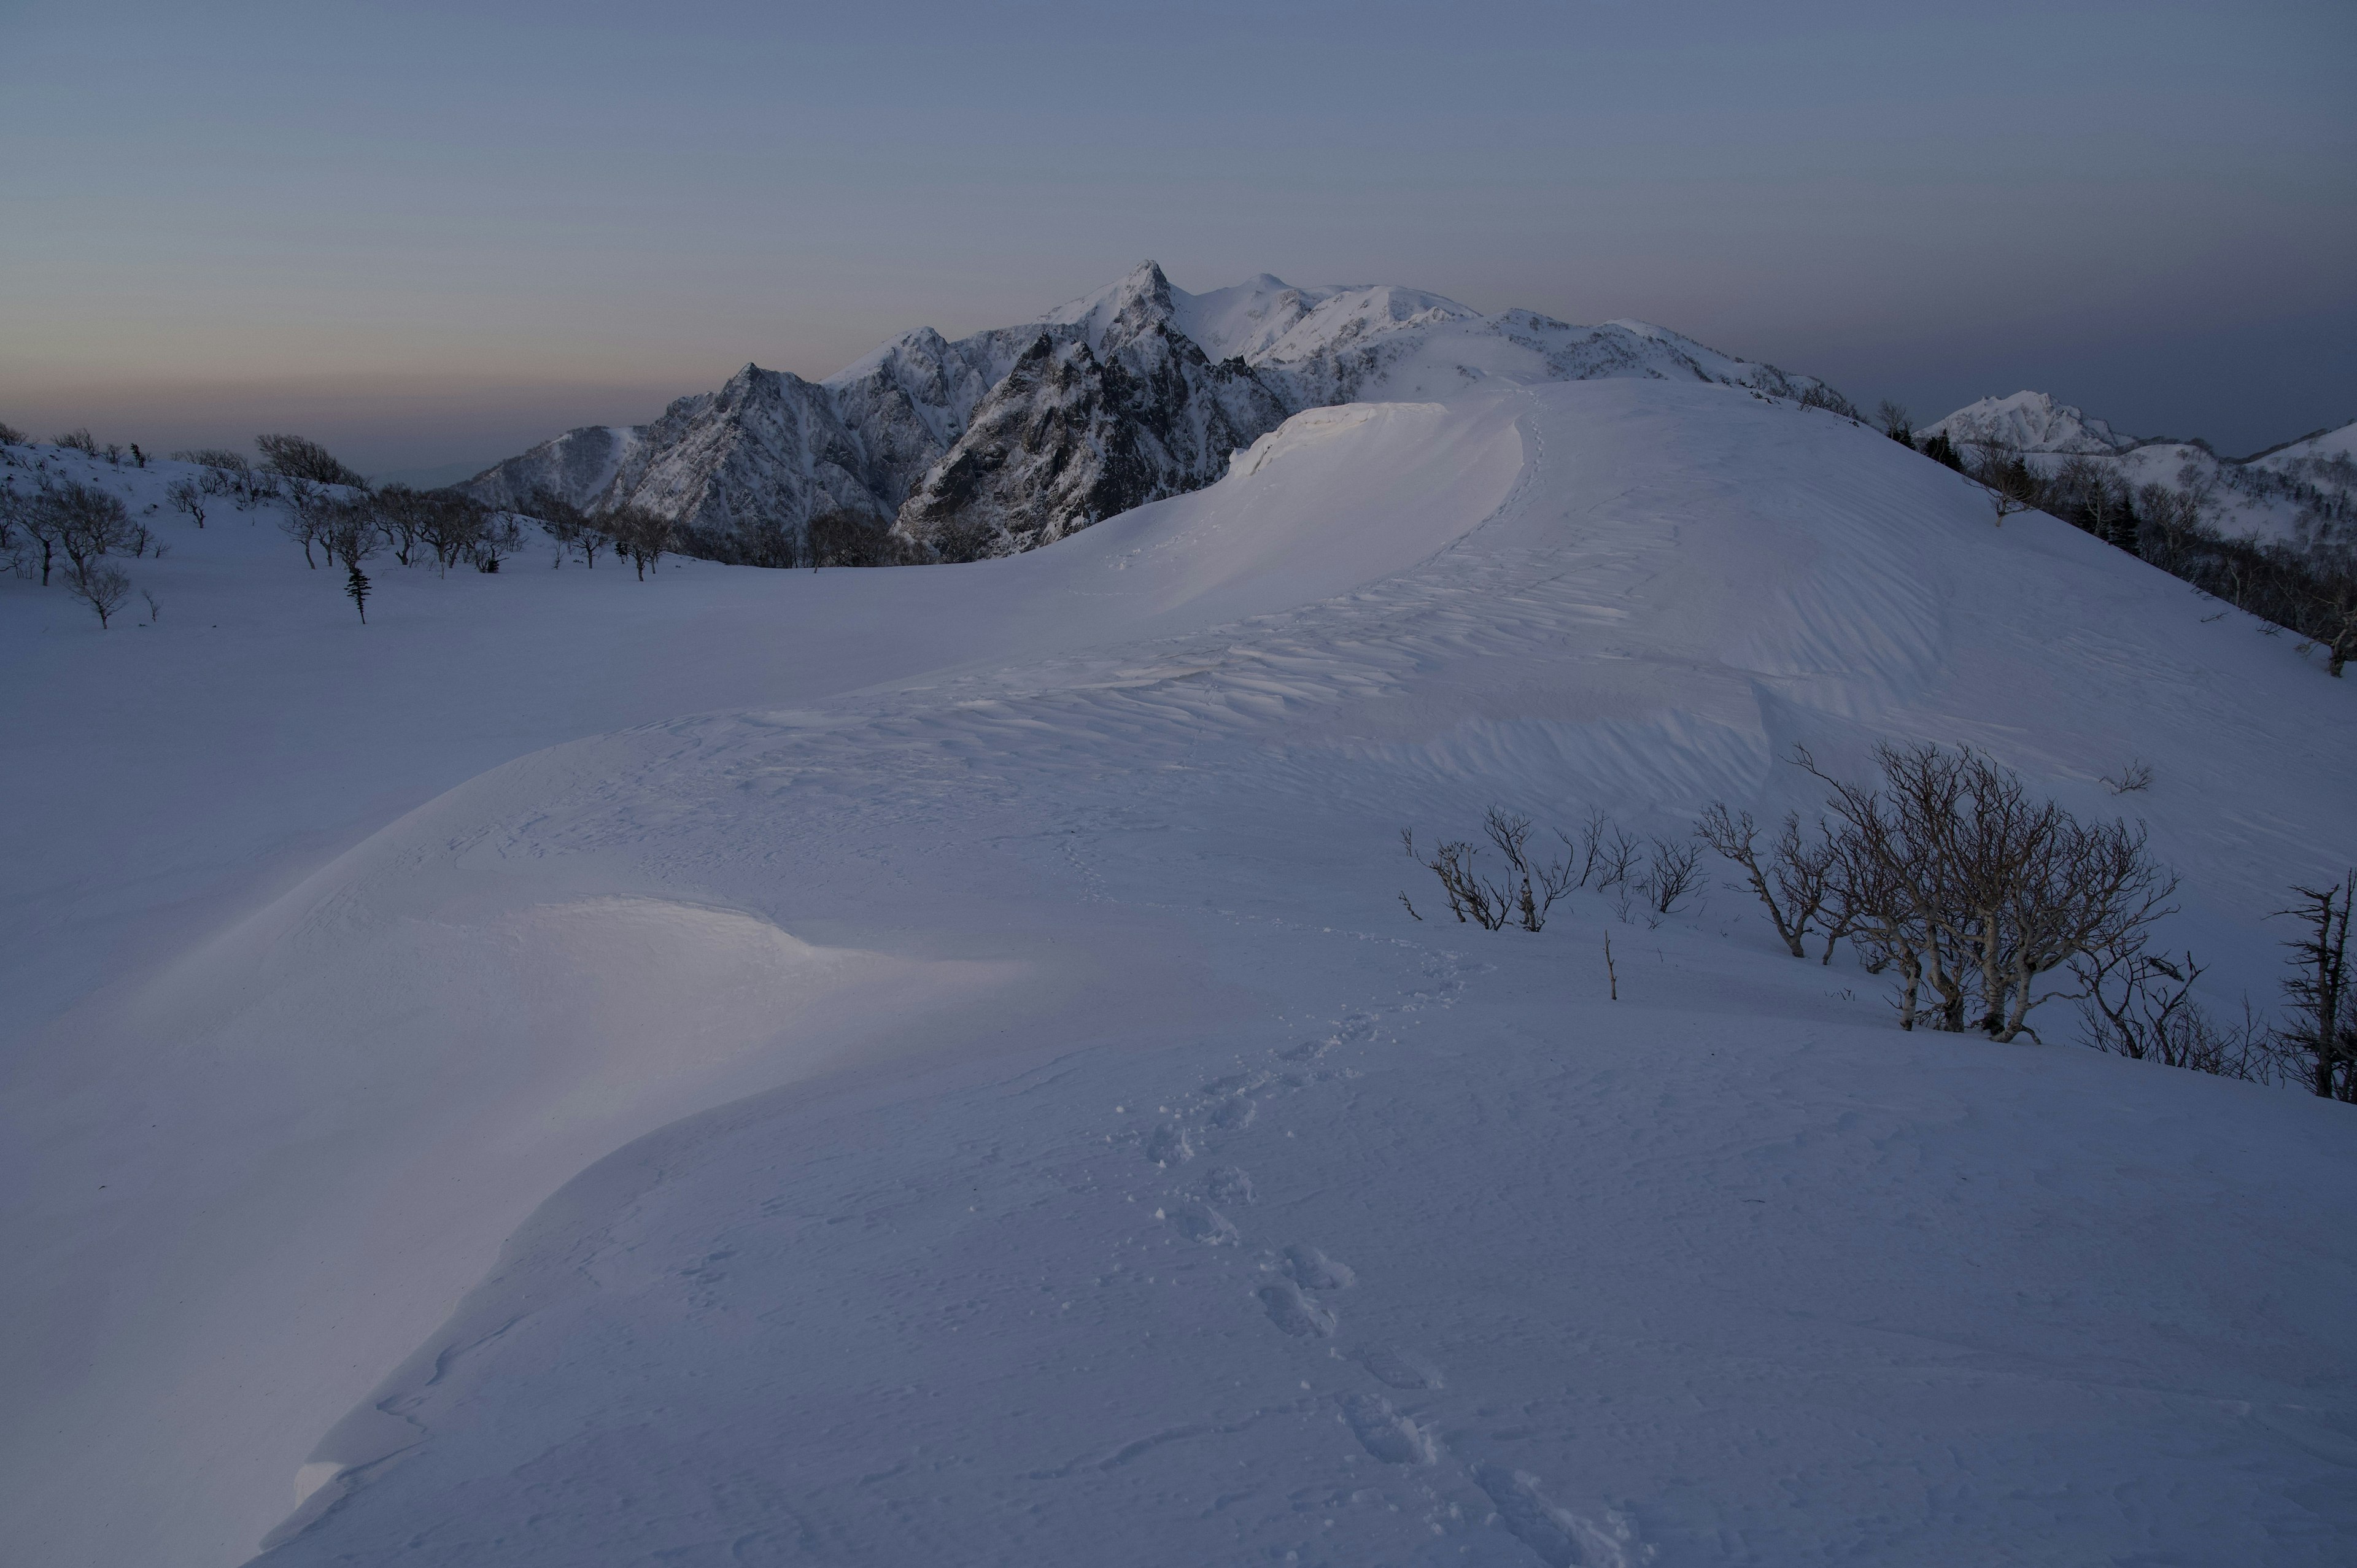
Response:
[2, 385, 2354, 1567]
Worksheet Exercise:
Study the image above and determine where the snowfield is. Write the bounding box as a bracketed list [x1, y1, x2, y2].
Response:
[3, 380, 2354, 1567]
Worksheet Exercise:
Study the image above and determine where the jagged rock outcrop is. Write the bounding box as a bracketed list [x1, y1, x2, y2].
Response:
[896, 268, 1293, 559]
[465, 260, 1853, 565]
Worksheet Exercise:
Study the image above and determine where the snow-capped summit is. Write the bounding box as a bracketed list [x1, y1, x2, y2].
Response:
[1923, 390, 2131, 454]
[465, 262, 1854, 563]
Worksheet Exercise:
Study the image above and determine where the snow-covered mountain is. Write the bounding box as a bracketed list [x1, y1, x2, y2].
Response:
[465, 262, 1851, 561]
[1927, 390, 2357, 546]
[1922, 390, 2129, 455]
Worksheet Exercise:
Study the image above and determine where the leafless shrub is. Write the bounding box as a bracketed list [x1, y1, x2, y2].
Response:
[1641, 836, 1701, 916]
[171, 447, 249, 471]
[166, 476, 207, 528]
[1796, 742, 2175, 1040]
[54, 428, 99, 456]
[2102, 759, 2153, 795]
[1414, 836, 1511, 930]
[1401, 808, 1586, 932]
[1594, 825, 1643, 890]
[65, 560, 132, 627]
[1695, 804, 1844, 959]
[0, 419, 26, 446]
[256, 432, 366, 489]
[141, 587, 161, 624]
[527, 488, 610, 568]
[2072, 946, 2273, 1081]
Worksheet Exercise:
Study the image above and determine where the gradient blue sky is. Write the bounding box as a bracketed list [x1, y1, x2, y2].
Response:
[5, 0, 2351, 476]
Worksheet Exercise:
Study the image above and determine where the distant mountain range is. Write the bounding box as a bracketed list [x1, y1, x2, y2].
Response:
[462, 262, 1853, 563]
[1925, 390, 2356, 546]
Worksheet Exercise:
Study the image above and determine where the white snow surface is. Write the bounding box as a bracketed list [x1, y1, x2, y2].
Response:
[2, 385, 2355, 1568]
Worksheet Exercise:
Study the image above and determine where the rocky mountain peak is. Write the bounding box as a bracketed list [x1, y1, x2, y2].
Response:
[466, 264, 1851, 568]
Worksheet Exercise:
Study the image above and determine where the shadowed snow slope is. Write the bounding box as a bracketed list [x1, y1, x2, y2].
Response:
[2, 382, 2353, 1568]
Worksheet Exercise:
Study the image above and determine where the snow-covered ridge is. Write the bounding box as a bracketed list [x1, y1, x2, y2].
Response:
[8, 379, 2356, 1568]
[465, 260, 1850, 563]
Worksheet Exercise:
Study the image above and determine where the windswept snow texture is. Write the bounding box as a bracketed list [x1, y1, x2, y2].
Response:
[465, 261, 1845, 561]
[2, 384, 2355, 1568]
[1929, 390, 2357, 546]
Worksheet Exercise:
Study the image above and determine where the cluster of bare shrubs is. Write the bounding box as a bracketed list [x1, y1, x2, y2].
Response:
[1399, 807, 1700, 932]
[2, 477, 161, 627]
[1397, 744, 2347, 1097]
[42, 428, 150, 467]
[1693, 741, 2357, 1098]
[803, 508, 915, 569]
[521, 489, 678, 579]
[167, 449, 281, 519]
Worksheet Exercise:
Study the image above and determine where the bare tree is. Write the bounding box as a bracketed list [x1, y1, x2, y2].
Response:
[279, 478, 334, 567]
[322, 496, 384, 571]
[4, 485, 64, 584]
[470, 510, 524, 572]
[1875, 399, 1913, 445]
[1414, 835, 1512, 930]
[2272, 873, 2356, 1100]
[51, 481, 137, 579]
[608, 504, 675, 580]
[65, 560, 132, 628]
[1696, 805, 1837, 957]
[255, 433, 366, 489]
[166, 476, 207, 528]
[373, 484, 435, 566]
[417, 492, 487, 572]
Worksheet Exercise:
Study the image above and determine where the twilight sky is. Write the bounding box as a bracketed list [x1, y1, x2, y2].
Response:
[5, 0, 2351, 477]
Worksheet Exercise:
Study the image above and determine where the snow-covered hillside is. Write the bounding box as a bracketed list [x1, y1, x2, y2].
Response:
[2, 384, 2353, 1568]
[466, 262, 1849, 562]
[1927, 390, 2357, 546]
